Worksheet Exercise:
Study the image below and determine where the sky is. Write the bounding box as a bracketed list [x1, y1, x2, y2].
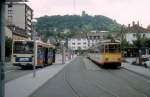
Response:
[27, 0, 150, 28]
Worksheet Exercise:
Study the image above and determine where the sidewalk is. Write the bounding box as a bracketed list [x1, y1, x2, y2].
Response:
[5, 55, 76, 97]
[123, 57, 136, 63]
[122, 62, 150, 78]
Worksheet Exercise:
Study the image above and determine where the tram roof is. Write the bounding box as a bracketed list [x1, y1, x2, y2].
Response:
[13, 40, 55, 48]
[100, 39, 121, 43]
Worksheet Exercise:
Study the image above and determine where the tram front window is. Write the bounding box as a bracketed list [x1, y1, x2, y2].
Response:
[13, 41, 34, 54]
[105, 44, 121, 53]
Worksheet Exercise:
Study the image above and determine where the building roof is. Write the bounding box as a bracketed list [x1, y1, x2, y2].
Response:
[5, 2, 33, 12]
[71, 33, 87, 39]
[7, 25, 29, 38]
[86, 32, 102, 37]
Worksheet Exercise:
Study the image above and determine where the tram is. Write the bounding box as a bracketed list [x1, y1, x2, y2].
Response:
[87, 39, 122, 67]
[12, 40, 55, 69]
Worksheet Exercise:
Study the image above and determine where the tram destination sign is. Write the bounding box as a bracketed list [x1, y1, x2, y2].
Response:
[16, 57, 32, 62]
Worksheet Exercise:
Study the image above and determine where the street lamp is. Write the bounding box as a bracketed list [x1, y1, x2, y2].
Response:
[61, 40, 65, 64]
[32, 19, 37, 77]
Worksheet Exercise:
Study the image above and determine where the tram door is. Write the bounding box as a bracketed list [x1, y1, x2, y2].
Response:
[44, 48, 48, 65]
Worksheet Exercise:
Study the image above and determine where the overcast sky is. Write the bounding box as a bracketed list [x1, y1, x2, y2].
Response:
[27, 0, 150, 27]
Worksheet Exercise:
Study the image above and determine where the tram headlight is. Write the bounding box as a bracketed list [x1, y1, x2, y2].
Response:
[118, 58, 121, 61]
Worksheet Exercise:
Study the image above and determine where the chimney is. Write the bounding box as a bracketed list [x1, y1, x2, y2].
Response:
[132, 21, 135, 26]
[137, 21, 139, 26]
[128, 24, 130, 28]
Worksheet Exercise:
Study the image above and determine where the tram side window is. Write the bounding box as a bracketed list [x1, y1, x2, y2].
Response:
[105, 45, 109, 53]
[99, 45, 104, 53]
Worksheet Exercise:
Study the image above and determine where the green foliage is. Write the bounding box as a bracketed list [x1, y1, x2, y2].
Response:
[35, 15, 121, 39]
[144, 38, 150, 47]
[121, 39, 132, 48]
[132, 33, 146, 48]
[5, 37, 12, 58]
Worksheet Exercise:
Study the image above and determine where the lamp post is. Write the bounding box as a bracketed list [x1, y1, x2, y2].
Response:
[61, 40, 65, 64]
[32, 19, 37, 78]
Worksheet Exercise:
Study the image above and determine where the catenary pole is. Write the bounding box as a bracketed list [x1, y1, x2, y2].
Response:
[0, 0, 6, 97]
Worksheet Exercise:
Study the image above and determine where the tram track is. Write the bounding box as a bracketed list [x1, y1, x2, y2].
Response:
[81, 58, 119, 97]
[64, 68, 81, 97]
[82, 65, 119, 96]
[84, 57, 148, 97]
[64, 57, 116, 97]
[28, 56, 150, 97]
[106, 68, 149, 97]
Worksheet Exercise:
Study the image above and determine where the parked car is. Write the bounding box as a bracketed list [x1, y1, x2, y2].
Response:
[142, 59, 150, 68]
[132, 57, 149, 68]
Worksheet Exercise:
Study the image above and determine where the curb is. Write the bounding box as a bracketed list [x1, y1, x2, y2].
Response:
[122, 66, 150, 80]
[5, 56, 77, 97]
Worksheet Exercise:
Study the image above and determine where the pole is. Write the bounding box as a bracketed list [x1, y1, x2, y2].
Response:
[62, 42, 65, 64]
[0, 0, 5, 97]
[139, 49, 142, 65]
[61, 40, 65, 64]
[33, 23, 36, 78]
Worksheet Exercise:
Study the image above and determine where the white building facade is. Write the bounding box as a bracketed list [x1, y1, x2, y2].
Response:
[68, 38, 88, 51]
[125, 32, 150, 44]
[68, 31, 106, 50]
[87, 32, 104, 47]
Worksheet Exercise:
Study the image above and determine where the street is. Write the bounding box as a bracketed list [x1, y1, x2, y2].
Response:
[29, 56, 150, 97]
[5, 54, 63, 83]
[5, 65, 33, 83]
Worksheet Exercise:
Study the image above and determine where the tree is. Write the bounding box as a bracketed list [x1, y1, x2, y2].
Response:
[5, 37, 12, 58]
[35, 15, 121, 40]
[121, 39, 132, 48]
[144, 38, 150, 47]
[132, 32, 146, 65]
[132, 32, 146, 48]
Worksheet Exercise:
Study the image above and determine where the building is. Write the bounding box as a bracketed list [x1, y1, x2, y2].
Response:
[5, 26, 12, 38]
[68, 31, 107, 50]
[68, 34, 88, 51]
[122, 21, 150, 44]
[5, 2, 33, 39]
[124, 32, 150, 44]
[7, 25, 29, 40]
[47, 36, 56, 44]
[87, 31, 107, 47]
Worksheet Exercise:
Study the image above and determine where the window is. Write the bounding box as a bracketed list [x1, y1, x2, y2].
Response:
[13, 41, 34, 54]
[72, 43, 75, 45]
[8, 4, 13, 8]
[105, 44, 121, 53]
[8, 16, 13, 24]
[8, 10, 13, 14]
[77, 39, 81, 41]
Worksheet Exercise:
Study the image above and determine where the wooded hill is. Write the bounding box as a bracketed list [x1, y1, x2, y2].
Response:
[35, 15, 122, 39]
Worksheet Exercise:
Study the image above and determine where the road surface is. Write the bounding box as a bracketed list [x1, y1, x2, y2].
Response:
[30, 56, 150, 97]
